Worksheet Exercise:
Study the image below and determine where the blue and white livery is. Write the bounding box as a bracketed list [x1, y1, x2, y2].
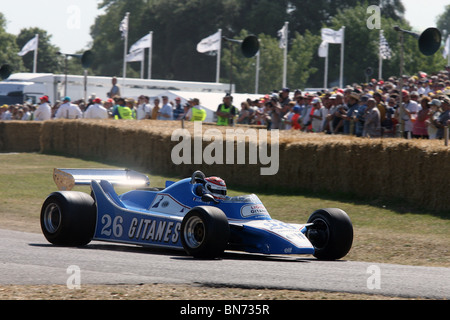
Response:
[41, 169, 353, 260]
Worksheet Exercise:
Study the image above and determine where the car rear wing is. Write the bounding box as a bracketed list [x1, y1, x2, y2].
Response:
[53, 168, 150, 191]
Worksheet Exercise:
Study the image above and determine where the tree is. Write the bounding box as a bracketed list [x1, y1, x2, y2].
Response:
[306, 2, 446, 87]
[288, 30, 321, 89]
[0, 13, 24, 77]
[288, 0, 405, 36]
[16, 28, 62, 74]
[82, 0, 444, 90]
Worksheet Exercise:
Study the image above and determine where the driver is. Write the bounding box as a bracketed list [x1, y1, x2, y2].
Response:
[203, 176, 227, 200]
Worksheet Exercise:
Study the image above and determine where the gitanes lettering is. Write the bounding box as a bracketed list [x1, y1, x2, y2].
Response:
[240, 203, 269, 218]
[128, 217, 181, 243]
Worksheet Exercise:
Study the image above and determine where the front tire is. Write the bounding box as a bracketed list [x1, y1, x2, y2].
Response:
[306, 208, 353, 260]
[181, 206, 229, 259]
[41, 191, 96, 246]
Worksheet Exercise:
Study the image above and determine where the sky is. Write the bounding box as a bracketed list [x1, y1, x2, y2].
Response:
[1, 0, 450, 54]
[2, 0, 104, 53]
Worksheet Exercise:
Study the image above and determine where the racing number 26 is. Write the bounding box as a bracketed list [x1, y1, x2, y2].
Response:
[101, 214, 123, 238]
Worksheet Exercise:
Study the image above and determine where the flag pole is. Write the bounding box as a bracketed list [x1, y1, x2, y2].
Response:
[255, 49, 260, 94]
[216, 29, 222, 83]
[447, 35, 450, 66]
[339, 27, 345, 88]
[324, 43, 329, 90]
[122, 12, 130, 83]
[33, 34, 39, 73]
[282, 21, 289, 88]
[148, 31, 153, 79]
[379, 30, 383, 80]
[140, 53, 144, 79]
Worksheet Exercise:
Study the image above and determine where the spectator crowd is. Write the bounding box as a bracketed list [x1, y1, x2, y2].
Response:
[234, 68, 450, 140]
[2, 69, 450, 140]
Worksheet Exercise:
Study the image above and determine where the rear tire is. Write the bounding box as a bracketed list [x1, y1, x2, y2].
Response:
[306, 208, 353, 260]
[181, 206, 229, 259]
[40, 191, 96, 246]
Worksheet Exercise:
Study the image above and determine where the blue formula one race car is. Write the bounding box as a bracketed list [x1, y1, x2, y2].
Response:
[41, 169, 353, 260]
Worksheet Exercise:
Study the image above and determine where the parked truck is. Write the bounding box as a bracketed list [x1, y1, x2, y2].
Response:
[0, 73, 232, 106]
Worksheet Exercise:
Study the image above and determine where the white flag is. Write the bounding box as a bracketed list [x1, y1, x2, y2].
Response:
[197, 30, 221, 53]
[318, 41, 329, 58]
[130, 33, 152, 53]
[18, 35, 38, 56]
[443, 35, 450, 59]
[321, 27, 344, 44]
[119, 13, 129, 39]
[126, 49, 144, 62]
[278, 24, 288, 49]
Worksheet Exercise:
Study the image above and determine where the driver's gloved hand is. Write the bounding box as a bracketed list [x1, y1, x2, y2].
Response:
[194, 184, 204, 197]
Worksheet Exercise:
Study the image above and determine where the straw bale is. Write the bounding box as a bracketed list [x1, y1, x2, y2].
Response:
[0, 121, 42, 152]
[34, 120, 450, 211]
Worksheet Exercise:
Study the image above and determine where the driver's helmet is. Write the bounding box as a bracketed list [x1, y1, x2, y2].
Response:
[204, 176, 227, 200]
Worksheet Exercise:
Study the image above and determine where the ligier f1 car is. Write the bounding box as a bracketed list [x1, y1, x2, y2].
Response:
[41, 169, 353, 260]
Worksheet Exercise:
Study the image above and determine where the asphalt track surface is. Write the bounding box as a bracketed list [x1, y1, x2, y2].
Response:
[0, 229, 449, 299]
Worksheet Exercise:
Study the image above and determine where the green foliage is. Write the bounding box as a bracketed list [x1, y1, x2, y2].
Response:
[0, 13, 24, 75]
[0, 1, 448, 91]
[436, 4, 450, 39]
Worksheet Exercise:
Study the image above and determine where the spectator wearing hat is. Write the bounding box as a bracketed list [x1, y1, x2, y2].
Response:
[290, 104, 302, 130]
[434, 98, 450, 139]
[363, 98, 381, 138]
[281, 101, 296, 130]
[266, 96, 282, 130]
[136, 95, 152, 120]
[343, 92, 360, 135]
[395, 90, 421, 138]
[323, 94, 337, 134]
[103, 98, 114, 118]
[185, 98, 206, 122]
[84, 98, 108, 119]
[310, 97, 325, 133]
[331, 94, 347, 134]
[34, 96, 52, 121]
[0, 105, 8, 120]
[1, 105, 12, 120]
[279, 88, 291, 107]
[426, 99, 442, 139]
[173, 97, 184, 120]
[112, 98, 134, 120]
[55, 96, 83, 119]
[216, 94, 237, 126]
[158, 96, 173, 120]
[355, 95, 369, 137]
[412, 96, 431, 139]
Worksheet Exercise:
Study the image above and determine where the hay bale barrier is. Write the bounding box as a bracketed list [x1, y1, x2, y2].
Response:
[1, 120, 449, 211]
[0, 121, 42, 152]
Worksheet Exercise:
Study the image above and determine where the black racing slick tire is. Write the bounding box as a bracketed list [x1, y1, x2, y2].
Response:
[306, 208, 353, 260]
[40, 191, 96, 247]
[181, 206, 230, 259]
